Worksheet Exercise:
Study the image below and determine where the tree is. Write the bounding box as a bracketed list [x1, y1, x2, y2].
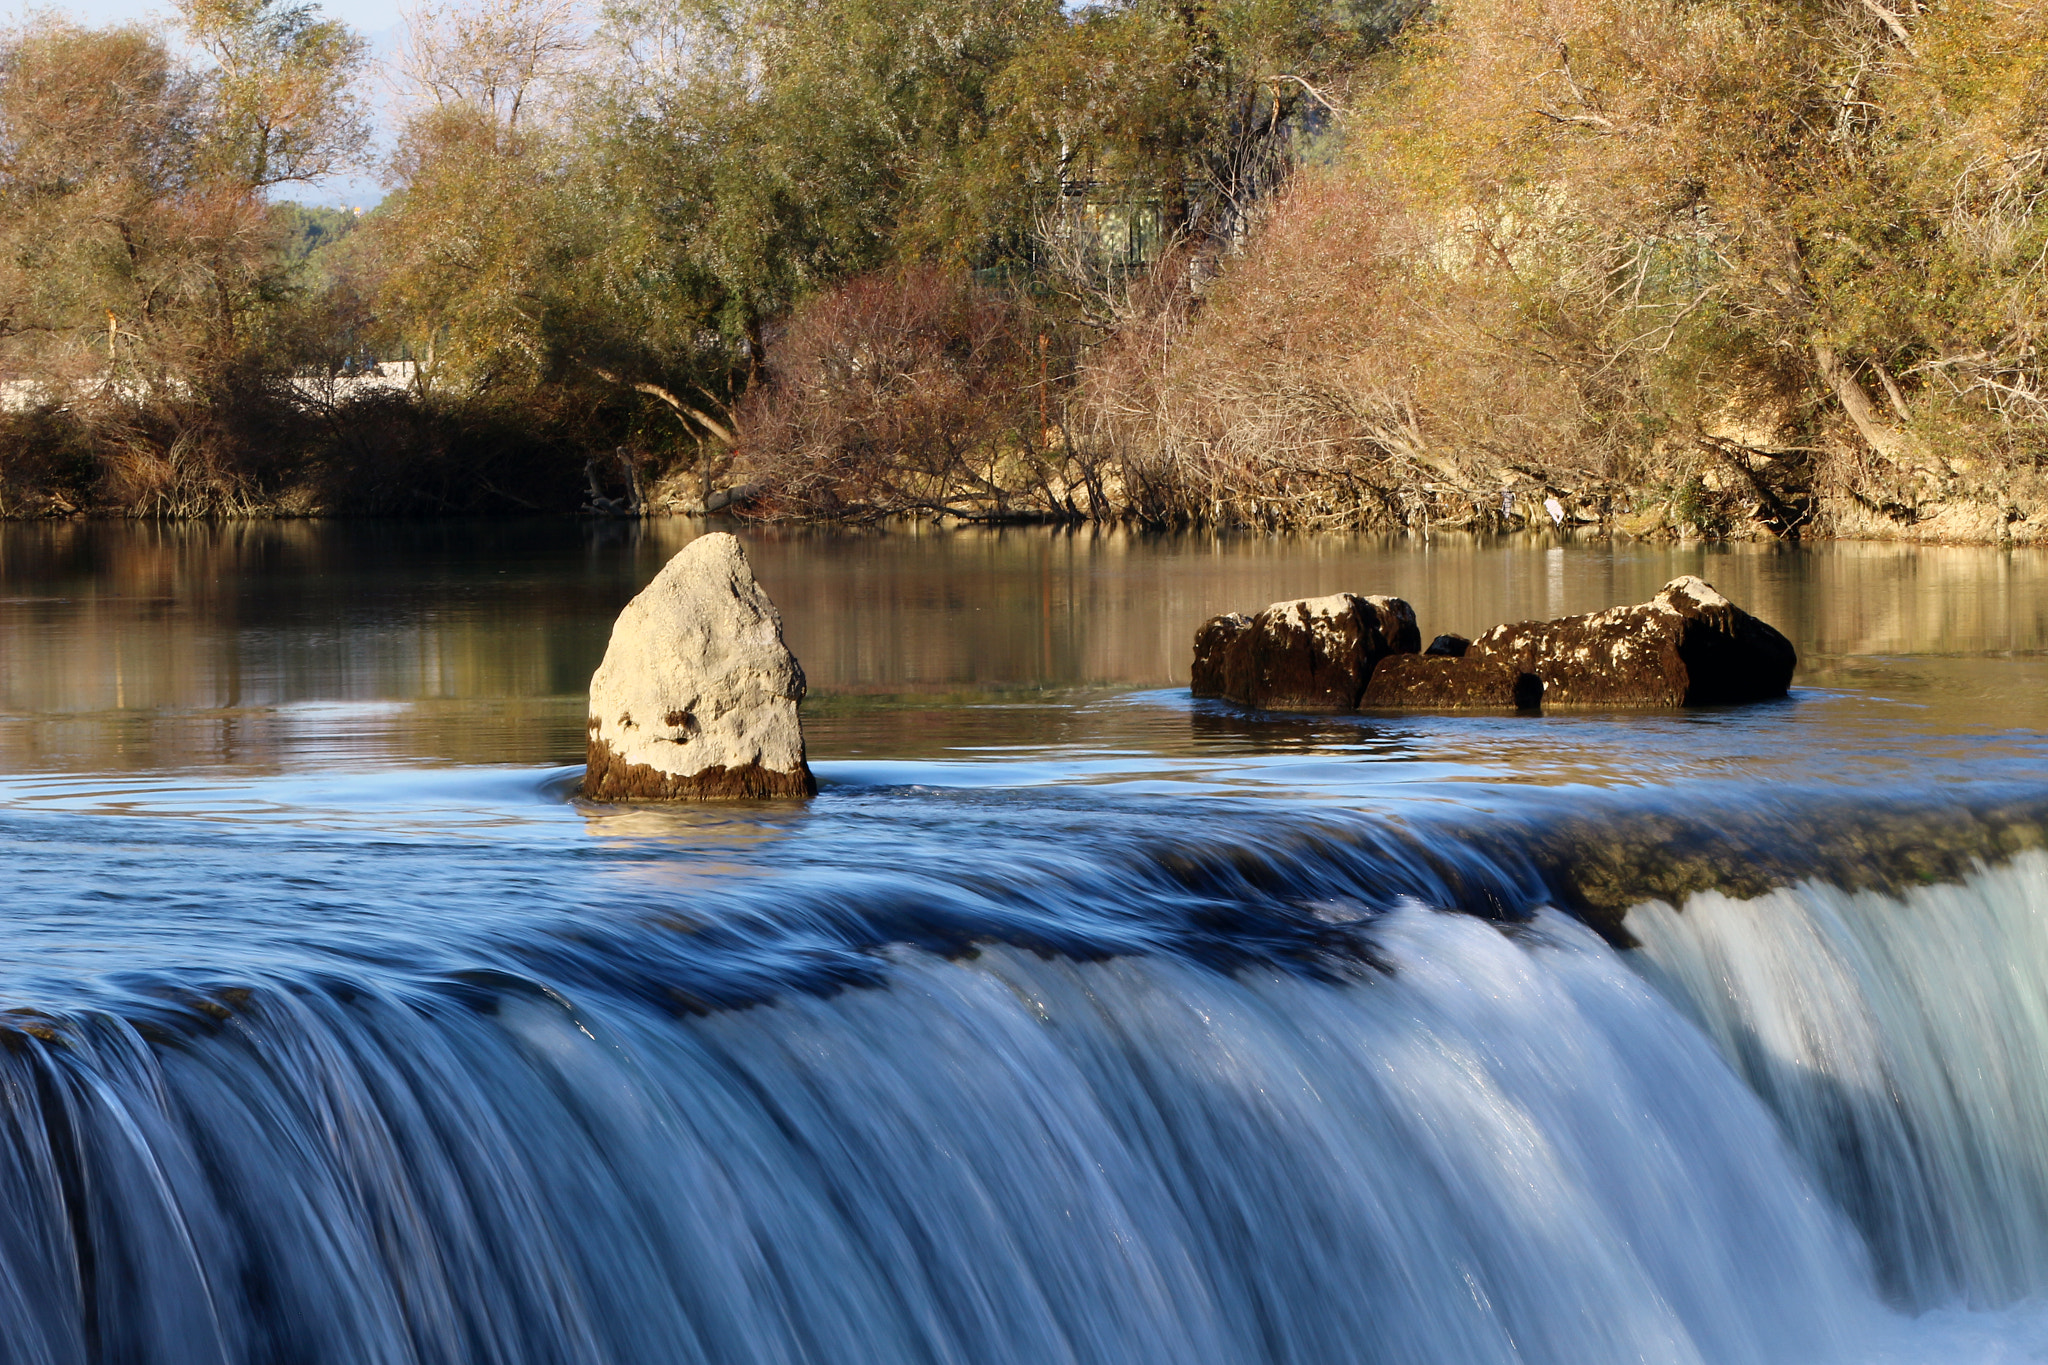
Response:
[0, 6, 371, 513]
[178, 0, 369, 191]
[394, 0, 586, 138]
[372, 0, 581, 394]
[0, 20, 208, 399]
[989, 0, 1419, 268]
[1372, 0, 2048, 472]
[585, 0, 1061, 325]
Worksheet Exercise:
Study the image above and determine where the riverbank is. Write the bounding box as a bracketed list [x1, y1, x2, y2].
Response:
[7, 469, 2043, 546]
[8, 0, 2039, 554]
[6, 353, 2042, 544]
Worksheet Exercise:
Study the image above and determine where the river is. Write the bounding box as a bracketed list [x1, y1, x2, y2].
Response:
[4, 518, 2048, 1364]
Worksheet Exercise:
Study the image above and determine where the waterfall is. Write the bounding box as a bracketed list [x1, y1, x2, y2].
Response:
[13, 770, 2048, 1364]
[1630, 849, 2048, 1310]
[0, 906, 1883, 1365]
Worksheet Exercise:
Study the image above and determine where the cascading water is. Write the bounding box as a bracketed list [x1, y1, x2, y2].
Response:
[1630, 848, 2048, 1311]
[20, 507, 2048, 1365]
[1, 906, 1879, 1365]
[7, 768, 2048, 1365]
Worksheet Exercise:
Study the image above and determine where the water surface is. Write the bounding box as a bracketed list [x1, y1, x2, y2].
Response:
[7, 518, 2048, 779]
[6, 520, 2048, 1365]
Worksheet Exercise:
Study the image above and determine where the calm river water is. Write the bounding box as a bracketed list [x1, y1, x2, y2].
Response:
[5, 518, 2048, 1365]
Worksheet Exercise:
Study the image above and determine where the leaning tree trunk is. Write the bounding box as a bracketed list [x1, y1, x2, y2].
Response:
[1813, 343, 1924, 462]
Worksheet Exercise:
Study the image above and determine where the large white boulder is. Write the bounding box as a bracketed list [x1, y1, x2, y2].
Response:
[583, 533, 816, 800]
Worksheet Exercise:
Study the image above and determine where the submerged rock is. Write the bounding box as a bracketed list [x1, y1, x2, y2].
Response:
[1468, 575, 1796, 707]
[1191, 593, 1420, 712]
[583, 533, 816, 801]
[1516, 792, 2048, 947]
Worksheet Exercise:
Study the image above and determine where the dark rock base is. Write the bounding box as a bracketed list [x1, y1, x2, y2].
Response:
[1190, 613, 1253, 699]
[583, 737, 818, 801]
[1360, 654, 1541, 709]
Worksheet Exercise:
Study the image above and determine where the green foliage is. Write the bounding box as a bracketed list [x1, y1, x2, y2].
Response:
[590, 0, 1065, 320]
[1671, 477, 1731, 538]
[1084, 0, 2048, 535]
[986, 0, 1410, 252]
[273, 203, 358, 265]
[177, 0, 369, 190]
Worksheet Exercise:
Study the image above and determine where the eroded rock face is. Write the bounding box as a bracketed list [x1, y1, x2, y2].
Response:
[583, 533, 816, 801]
[1189, 613, 1252, 699]
[1467, 575, 1796, 707]
[1360, 653, 1540, 710]
[1191, 593, 1419, 711]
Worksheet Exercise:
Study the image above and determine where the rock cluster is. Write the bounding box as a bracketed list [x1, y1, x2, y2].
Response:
[1190, 593, 1420, 711]
[1191, 576, 1795, 712]
[1467, 575, 1797, 706]
[583, 533, 816, 801]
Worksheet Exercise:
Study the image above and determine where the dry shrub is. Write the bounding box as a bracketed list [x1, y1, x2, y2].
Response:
[304, 390, 589, 515]
[0, 391, 306, 520]
[734, 267, 1049, 520]
[95, 426, 268, 517]
[0, 406, 97, 515]
[0, 383, 594, 520]
[90, 371, 320, 517]
[1069, 0, 2048, 538]
[1073, 157, 1689, 532]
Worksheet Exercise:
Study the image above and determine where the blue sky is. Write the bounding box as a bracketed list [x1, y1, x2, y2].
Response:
[3, 0, 403, 204]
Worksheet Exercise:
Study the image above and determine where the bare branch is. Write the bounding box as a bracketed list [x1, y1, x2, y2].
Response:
[578, 359, 732, 443]
[1859, 0, 1920, 56]
[393, 0, 588, 131]
[1534, 107, 1615, 132]
[1268, 74, 1346, 117]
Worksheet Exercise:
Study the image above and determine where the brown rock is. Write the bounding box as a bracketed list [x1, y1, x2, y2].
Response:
[1360, 654, 1541, 710]
[1467, 575, 1795, 707]
[1190, 613, 1252, 699]
[1191, 593, 1419, 711]
[1425, 634, 1471, 657]
[583, 743, 815, 800]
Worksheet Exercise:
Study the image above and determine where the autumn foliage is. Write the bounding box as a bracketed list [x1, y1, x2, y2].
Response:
[4, 0, 2047, 541]
[1091, 0, 2048, 538]
[734, 269, 1049, 520]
